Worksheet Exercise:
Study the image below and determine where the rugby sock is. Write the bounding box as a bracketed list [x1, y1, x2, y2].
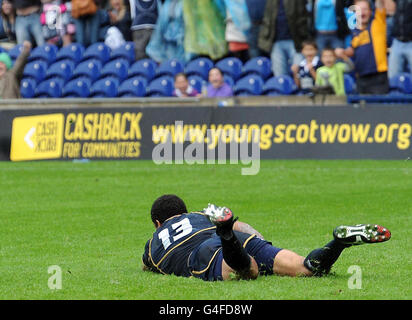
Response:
[217, 225, 251, 276]
[303, 240, 350, 276]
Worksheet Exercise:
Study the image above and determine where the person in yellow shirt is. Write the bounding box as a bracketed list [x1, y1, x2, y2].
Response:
[344, 0, 389, 94]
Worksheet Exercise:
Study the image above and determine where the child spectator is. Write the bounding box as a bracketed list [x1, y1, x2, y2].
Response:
[0, 40, 31, 98]
[41, 0, 74, 46]
[172, 72, 199, 97]
[108, 0, 131, 41]
[206, 67, 233, 98]
[292, 40, 322, 93]
[1, 0, 16, 49]
[130, 0, 159, 61]
[344, 0, 389, 94]
[315, 47, 354, 95]
[13, 0, 45, 46]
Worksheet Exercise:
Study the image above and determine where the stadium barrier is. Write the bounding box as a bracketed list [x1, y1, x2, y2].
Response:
[1, 97, 411, 161]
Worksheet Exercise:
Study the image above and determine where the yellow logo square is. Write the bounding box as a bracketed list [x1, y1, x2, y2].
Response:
[10, 114, 65, 161]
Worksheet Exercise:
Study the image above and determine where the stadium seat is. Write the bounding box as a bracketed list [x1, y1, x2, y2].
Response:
[71, 59, 102, 82]
[188, 75, 206, 93]
[90, 77, 119, 98]
[234, 74, 264, 96]
[110, 42, 135, 64]
[215, 57, 243, 81]
[146, 76, 174, 97]
[35, 78, 64, 98]
[100, 58, 129, 81]
[389, 73, 412, 94]
[128, 59, 157, 81]
[55, 43, 85, 64]
[23, 60, 48, 83]
[185, 57, 214, 81]
[28, 44, 58, 64]
[20, 78, 37, 98]
[45, 59, 75, 82]
[62, 77, 91, 98]
[82, 42, 111, 63]
[241, 57, 272, 80]
[344, 74, 357, 95]
[155, 59, 184, 78]
[224, 75, 235, 87]
[118, 76, 147, 97]
[263, 75, 297, 95]
[8, 44, 23, 61]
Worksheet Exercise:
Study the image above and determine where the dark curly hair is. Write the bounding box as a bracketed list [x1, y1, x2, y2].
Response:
[150, 194, 188, 226]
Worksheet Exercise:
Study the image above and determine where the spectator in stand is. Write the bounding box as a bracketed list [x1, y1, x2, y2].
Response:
[173, 72, 199, 97]
[291, 40, 322, 93]
[309, 0, 351, 53]
[129, 0, 159, 61]
[258, 0, 309, 77]
[315, 47, 354, 95]
[41, 0, 74, 46]
[344, 0, 389, 94]
[1, 0, 17, 49]
[245, 0, 266, 58]
[225, 10, 250, 64]
[108, 0, 131, 41]
[206, 67, 233, 98]
[12, 0, 45, 46]
[71, 0, 100, 47]
[0, 40, 31, 98]
[388, 0, 412, 78]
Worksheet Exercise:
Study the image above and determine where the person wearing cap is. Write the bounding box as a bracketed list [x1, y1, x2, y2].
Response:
[0, 40, 31, 98]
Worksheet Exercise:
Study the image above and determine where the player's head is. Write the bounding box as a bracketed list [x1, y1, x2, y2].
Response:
[151, 194, 188, 227]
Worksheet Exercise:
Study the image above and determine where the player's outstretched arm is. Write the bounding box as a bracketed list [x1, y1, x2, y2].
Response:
[233, 221, 265, 240]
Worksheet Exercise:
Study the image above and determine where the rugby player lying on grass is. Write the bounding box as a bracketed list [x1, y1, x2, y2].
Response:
[142, 195, 391, 280]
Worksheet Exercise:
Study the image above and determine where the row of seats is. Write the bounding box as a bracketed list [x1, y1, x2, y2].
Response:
[2, 42, 411, 99]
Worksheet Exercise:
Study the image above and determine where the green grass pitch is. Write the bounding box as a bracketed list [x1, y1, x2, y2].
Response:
[1, 160, 411, 300]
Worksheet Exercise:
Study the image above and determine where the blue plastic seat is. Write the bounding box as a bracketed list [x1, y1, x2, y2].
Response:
[100, 58, 129, 81]
[187, 75, 205, 93]
[20, 78, 37, 98]
[389, 73, 412, 94]
[263, 75, 297, 95]
[45, 59, 75, 82]
[155, 59, 184, 78]
[71, 59, 102, 82]
[63, 77, 91, 98]
[185, 57, 214, 81]
[110, 42, 135, 64]
[23, 60, 48, 83]
[35, 78, 64, 98]
[55, 43, 85, 64]
[28, 44, 58, 64]
[128, 59, 157, 81]
[224, 75, 235, 87]
[215, 57, 243, 81]
[8, 44, 23, 61]
[90, 77, 119, 98]
[146, 76, 174, 97]
[241, 57, 272, 80]
[82, 42, 111, 63]
[118, 76, 147, 97]
[344, 74, 357, 94]
[234, 74, 264, 96]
